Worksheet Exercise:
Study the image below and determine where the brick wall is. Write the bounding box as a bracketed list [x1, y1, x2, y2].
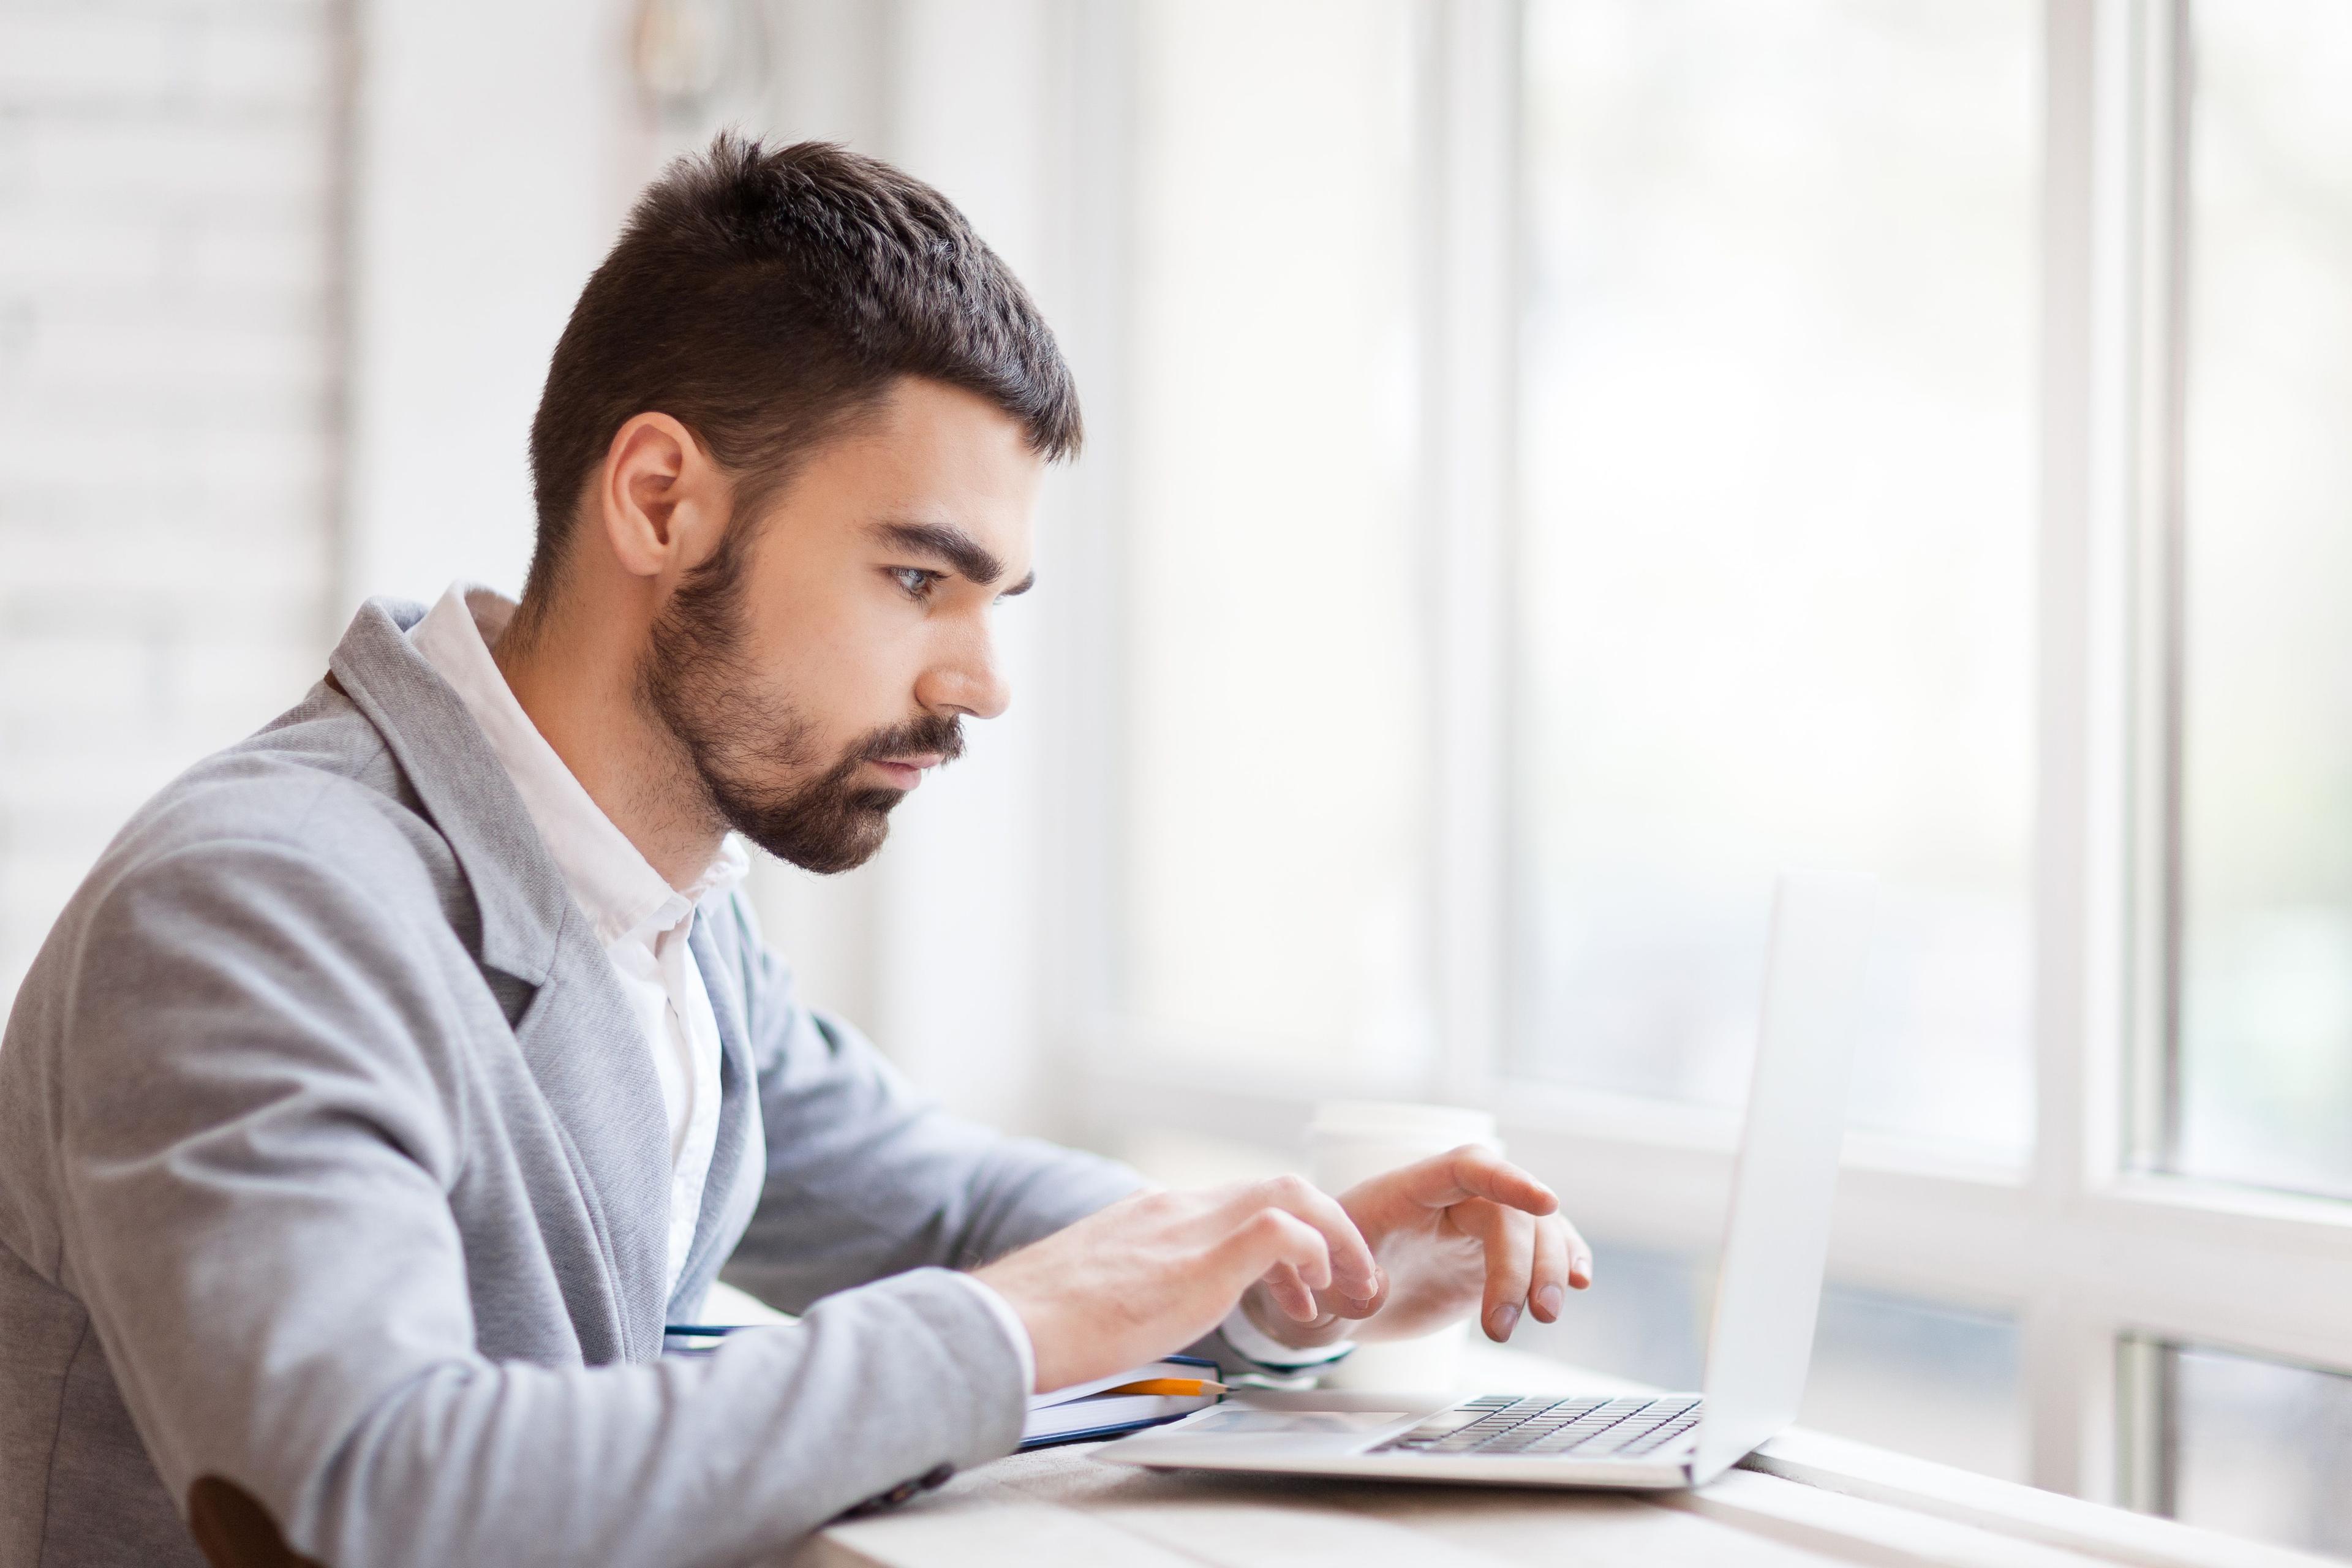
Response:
[0, 1, 342, 1001]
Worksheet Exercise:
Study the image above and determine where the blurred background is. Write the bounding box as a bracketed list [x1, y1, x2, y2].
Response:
[2, 0, 2348, 1554]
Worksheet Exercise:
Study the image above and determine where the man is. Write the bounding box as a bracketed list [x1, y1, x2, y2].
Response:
[0, 137, 1586, 1567]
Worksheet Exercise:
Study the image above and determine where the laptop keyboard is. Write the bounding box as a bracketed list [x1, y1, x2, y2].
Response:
[1374, 1394, 1704, 1460]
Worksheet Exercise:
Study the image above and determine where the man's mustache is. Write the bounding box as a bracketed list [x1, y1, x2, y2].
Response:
[854, 714, 966, 767]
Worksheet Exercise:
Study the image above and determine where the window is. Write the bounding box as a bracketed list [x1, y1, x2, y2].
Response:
[2124, 1338, 2352, 1558]
[1065, 0, 2352, 1519]
[1515, 0, 2037, 1155]
[2173, 0, 2352, 1202]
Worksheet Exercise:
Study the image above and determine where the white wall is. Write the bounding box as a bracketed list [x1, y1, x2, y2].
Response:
[0, 0, 341, 1000]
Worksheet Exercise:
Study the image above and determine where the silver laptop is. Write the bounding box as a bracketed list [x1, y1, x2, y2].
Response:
[1100, 872, 1874, 1491]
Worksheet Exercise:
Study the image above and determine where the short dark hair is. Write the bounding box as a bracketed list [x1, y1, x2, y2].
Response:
[522, 134, 1082, 603]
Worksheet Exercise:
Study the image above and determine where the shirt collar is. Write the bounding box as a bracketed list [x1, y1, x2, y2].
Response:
[409, 582, 745, 949]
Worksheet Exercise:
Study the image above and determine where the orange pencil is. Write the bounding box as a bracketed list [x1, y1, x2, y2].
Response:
[1098, 1378, 1229, 1398]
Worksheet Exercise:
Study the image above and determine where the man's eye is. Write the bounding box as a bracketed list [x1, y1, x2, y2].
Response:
[890, 567, 938, 600]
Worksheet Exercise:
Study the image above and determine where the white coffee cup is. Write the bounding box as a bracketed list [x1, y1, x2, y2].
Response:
[1307, 1100, 1500, 1393]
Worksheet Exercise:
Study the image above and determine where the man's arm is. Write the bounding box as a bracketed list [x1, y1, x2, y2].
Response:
[709, 889, 1146, 1313]
[53, 842, 1032, 1567]
[705, 891, 1382, 1387]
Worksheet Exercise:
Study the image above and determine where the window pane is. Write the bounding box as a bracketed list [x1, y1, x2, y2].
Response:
[2155, 1343, 2352, 1559]
[1801, 1284, 2024, 1481]
[1121, 0, 1429, 1067]
[2176, 1, 2352, 1199]
[1513, 0, 2037, 1155]
[1521, 1243, 2024, 1479]
[1517, 1240, 1711, 1392]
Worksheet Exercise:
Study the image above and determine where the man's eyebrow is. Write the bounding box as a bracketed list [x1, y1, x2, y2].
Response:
[868, 521, 1027, 591]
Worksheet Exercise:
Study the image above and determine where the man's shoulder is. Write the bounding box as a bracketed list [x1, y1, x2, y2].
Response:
[0, 682, 477, 1229]
[88, 680, 462, 927]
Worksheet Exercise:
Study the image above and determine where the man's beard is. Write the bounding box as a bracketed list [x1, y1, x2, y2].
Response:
[637, 538, 963, 875]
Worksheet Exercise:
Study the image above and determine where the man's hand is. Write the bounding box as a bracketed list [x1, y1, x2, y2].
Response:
[972, 1177, 1381, 1393]
[1238, 1145, 1591, 1352]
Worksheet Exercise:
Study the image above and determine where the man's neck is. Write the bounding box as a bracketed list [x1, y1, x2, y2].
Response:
[490, 603, 725, 892]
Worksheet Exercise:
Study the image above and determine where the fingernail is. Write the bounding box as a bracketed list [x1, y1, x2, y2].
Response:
[1536, 1285, 1563, 1317]
[1490, 1303, 1520, 1340]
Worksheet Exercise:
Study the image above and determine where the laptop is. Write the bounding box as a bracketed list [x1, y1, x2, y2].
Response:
[1099, 872, 1874, 1491]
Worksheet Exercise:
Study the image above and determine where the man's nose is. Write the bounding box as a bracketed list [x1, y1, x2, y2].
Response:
[918, 631, 1011, 721]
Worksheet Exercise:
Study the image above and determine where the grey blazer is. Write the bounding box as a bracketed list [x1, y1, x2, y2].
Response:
[0, 600, 1147, 1567]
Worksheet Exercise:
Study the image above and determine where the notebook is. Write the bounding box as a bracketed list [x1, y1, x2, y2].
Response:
[1020, 1355, 1224, 1450]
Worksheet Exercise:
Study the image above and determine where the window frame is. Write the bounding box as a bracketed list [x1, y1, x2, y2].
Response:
[1049, 0, 2352, 1506]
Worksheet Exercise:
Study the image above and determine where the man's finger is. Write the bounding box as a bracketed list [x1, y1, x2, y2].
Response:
[1469, 1204, 1535, 1341]
[1380, 1145, 1559, 1218]
[1258, 1261, 1319, 1323]
[1529, 1213, 1570, 1322]
[1217, 1175, 1379, 1303]
[1213, 1205, 1331, 1293]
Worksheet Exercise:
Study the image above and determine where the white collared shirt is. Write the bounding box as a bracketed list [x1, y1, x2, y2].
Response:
[408, 584, 1041, 1393]
[412, 584, 737, 1301]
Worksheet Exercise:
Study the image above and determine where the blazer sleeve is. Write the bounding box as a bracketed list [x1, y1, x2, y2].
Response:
[712, 890, 1148, 1313]
[50, 840, 1037, 1568]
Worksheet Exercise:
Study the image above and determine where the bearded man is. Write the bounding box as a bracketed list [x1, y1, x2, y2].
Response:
[0, 137, 1586, 1568]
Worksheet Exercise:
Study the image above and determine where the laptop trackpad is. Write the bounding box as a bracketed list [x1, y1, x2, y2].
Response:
[1126, 1405, 1420, 1460]
[1187, 1409, 1415, 1438]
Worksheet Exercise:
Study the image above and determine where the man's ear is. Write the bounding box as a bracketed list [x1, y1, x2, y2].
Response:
[597, 412, 728, 581]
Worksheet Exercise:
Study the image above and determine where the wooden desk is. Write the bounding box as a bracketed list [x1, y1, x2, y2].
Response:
[795, 1346, 2329, 1568]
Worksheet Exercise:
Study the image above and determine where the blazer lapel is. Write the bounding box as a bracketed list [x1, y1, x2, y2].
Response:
[510, 915, 675, 1359]
[328, 597, 674, 1360]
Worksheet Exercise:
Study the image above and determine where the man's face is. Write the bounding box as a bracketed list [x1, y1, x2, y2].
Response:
[638, 377, 1043, 873]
